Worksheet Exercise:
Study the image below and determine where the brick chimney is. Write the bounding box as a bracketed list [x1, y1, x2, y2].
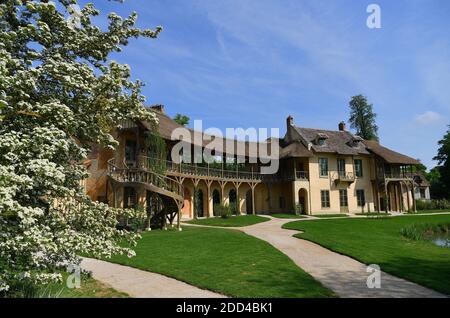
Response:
[287, 115, 294, 128]
[338, 121, 346, 131]
[150, 104, 165, 114]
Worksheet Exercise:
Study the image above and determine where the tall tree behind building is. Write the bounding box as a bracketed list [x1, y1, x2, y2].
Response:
[348, 95, 379, 141]
[432, 125, 450, 198]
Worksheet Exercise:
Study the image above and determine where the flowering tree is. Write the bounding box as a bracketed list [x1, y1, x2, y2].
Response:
[0, 0, 161, 294]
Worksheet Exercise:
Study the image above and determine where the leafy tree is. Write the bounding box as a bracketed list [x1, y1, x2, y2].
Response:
[428, 166, 447, 199]
[348, 95, 379, 141]
[412, 163, 427, 174]
[0, 0, 161, 293]
[432, 126, 450, 199]
[173, 113, 190, 126]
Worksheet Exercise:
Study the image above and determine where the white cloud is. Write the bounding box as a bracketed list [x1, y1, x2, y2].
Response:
[414, 111, 443, 125]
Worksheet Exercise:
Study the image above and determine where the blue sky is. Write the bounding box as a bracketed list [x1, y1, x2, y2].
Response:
[81, 0, 450, 169]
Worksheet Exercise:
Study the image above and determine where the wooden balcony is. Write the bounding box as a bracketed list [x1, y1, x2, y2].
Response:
[383, 172, 414, 181]
[295, 171, 309, 181]
[138, 156, 264, 182]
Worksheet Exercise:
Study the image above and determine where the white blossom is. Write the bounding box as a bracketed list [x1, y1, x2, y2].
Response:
[0, 0, 159, 294]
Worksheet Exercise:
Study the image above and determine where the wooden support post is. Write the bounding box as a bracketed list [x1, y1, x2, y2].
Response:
[234, 182, 242, 215]
[384, 181, 389, 213]
[206, 180, 213, 217]
[251, 183, 256, 215]
[412, 182, 417, 212]
[406, 181, 411, 213]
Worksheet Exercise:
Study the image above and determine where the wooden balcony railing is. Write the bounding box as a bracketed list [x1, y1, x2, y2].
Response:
[107, 158, 183, 198]
[135, 155, 310, 182]
[383, 172, 414, 180]
[296, 171, 309, 180]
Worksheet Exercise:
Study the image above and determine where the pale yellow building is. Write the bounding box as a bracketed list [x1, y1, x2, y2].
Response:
[85, 106, 420, 229]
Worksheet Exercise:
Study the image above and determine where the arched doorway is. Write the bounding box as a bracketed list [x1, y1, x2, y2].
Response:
[182, 187, 192, 218]
[298, 188, 308, 214]
[229, 189, 237, 215]
[194, 189, 204, 217]
[245, 190, 253, 214]
[212, 189, 220, 216]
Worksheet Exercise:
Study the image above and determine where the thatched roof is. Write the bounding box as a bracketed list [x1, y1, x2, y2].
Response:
[140, 107, 420, 163]
[413, 172, 430, 187]
[141, 109, 278, 159]
[363, 140, 420, 165]
[279, 141, 313, 158]
[294, 127, 370, 155]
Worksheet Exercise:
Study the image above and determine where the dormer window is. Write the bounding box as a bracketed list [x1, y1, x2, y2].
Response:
[315, 133, 329, 146]
[349, 136, 363, 148]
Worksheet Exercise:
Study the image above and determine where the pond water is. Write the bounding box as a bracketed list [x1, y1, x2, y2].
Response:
[433, 238, 450, 248]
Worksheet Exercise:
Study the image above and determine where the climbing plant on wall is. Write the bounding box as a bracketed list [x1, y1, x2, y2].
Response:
[144, 131, 167, 175]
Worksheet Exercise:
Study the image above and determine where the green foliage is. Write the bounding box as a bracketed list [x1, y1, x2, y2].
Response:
[193, 189, 203, 218]
[0, 0, 161, 293]
[173, 113, 190, 126]
[431, 126, 450, 199]
[127, 204, 147, 232]
[213, 203, 232, 219]
[415, 199, 450, 211]
[348, 94, 379, 141]
[295, 203, 303, 215]
[144, 131, 167, 174]
[400, 222, 450, 241]
[412, 163, 427, 174]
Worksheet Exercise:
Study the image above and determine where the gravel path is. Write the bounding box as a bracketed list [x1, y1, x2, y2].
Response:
[80, 257, 226, 298]
[185, 216, 446, 298]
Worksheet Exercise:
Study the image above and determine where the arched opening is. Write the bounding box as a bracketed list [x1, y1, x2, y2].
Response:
[245, 190, 253, 215]
[298, 188, 308, 215]
[182, 187, 192, 218]
[229, 189, 237, 215]
[194, 189, 204, 217]
[212, 189, 220, 216]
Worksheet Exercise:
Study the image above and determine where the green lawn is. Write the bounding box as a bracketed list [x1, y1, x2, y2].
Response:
[186, 215, 269, 227]
[412, 210, 450, 214]
[283, 214, 450, 295]
[314, 214, 348, 218]
[270, 213, 307, 219]
[108, 227, 334, 298]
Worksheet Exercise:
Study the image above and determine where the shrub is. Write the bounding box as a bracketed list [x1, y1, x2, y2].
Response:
[295, 203, 303, 215]
[214, 204, 232, 219]
[400, 222, 450, 241]
[415, 199, 450, 211]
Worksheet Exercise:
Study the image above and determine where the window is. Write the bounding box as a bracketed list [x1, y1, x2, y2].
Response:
[339, 189, 348, 207]
[319, 158, 328, 177]
[123, 187, 137, 208]
[337, 159, 346, 176]
[125, 140, 136, 162]
[420, 188, 426, 199]
[317, 138, 325, 146]
[356, 189, 365, 207]
[279, 196, 286, 209]
[354, 159, 363, 177]
[321, 190, 330, 208]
